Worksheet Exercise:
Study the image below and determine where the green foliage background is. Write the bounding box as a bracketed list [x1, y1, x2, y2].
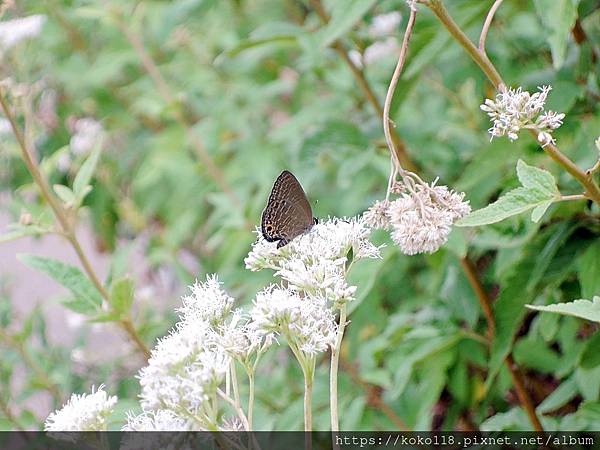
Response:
[1, 0, 600, 431]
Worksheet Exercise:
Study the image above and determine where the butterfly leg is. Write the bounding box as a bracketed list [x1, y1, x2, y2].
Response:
[277, 238, 289, 249]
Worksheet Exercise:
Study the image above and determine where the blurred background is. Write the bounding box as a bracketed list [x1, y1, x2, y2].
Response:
[1, 0, 599, 431]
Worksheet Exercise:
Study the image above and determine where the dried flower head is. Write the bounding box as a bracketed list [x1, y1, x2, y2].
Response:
[44, 385, 117, 431]
[363, 199, 391, 230]
[480, 85, 564, 147]
[387, 182, 470, 255]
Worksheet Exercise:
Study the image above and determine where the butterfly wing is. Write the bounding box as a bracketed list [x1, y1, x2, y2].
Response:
[261, 170, 315, 247]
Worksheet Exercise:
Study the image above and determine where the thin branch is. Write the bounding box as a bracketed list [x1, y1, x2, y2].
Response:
[458, 255, 544, 432]
[425, 0, 600, 209]
[309, 0, 418, 172]
[0, 90, 150, 361]
[558, 194, 588, 202]
[0, 328, 62, 403]
[479, 0, 504, 54]
[339, 357, 409, 431]
[0, 394, 25, 431]
[115, 16, 245, 213]
[383, 7, 417, 174]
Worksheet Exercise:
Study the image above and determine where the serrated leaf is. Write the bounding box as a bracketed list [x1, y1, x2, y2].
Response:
[534, 0, 580, 69]
[317, 0, 378, 48]
[73, 147, 101, 201]
[457, 160, 559, 227]
[526, 297, 600, 323]
[516, 159, 559, 196]
[53, 184, 76, 205]
[18, 254, 103, 314]
[110, 277, 134, 317]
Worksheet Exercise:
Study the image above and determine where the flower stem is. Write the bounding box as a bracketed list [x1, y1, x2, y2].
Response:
[303, 366, 314, 432]
[0, 89, 150, 361]
[330, 304, 347, 431]
[247, 370, 255, 430]
[424, 0, 600, 208]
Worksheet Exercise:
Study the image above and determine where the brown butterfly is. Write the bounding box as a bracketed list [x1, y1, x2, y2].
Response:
[261, 170, 317, 248]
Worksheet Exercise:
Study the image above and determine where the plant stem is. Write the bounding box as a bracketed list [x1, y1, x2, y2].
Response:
[478, 0, 504, 54]
[339, 358, 409, 430]
[0, 329, 62, 404]
[458, 255, 544, 431]
[247, 370, 255, 430]
[425, 0, 600, 208]
[309, 0, 417, 172]
[303, 364, 314, 432]
[0, 90, 150, 361]
[383, 7, 417, 174]
[329, 304, 347, 431]
[115, 16, 245, 214]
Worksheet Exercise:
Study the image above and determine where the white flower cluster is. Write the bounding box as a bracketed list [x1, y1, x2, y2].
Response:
[480, 85, 565, 147]
[0, 15, 45, 53]
[251, 286, 337, 356]
[44, 385, 117, 431]
[245, 217, 381, 306]
[364, 183, 470, 255]
[133, 275, 262, 430]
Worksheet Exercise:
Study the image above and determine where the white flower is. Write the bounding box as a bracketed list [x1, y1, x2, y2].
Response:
[0, 118, 11, 136]
[387, 183, 470, 255]
[0, 15, 45, 52]
[245, 217, 380, 305]
[138, 320, 229, 417]
[363, 199, 391, 230]
[480, 85, 564, 146]
[218, 314, 266, 360]
[364, 37, 399, 65]
[177, 275, 234, 328]
[44, 385, 117, 431]
[123, 410, 189, 431]
[250, 286, 337, 355]
[369, 12, 402, 38]
[69, 117, 104, 155]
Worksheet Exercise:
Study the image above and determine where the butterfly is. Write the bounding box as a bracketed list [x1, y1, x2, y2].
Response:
[261, 170, 317, 248]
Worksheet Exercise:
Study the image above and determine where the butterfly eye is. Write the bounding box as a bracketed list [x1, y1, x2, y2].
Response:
[265, 224, 274, 232]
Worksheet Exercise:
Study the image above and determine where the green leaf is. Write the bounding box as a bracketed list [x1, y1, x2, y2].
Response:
[516, 159, 560, 196]
[109, 277, 134, 317]
[531, 200, 553, 223]
[580, 331, 600, 369]
[317, 0, 378, 48]
[73, 147, 101, 202]
[526, 297, 600, 323]
[578, 240, 600, 299]
[534, 0, 580, 69]
[18, 254, 103, 313]
[53, 184, 76, 206]
[457, 160, 559, 227]
[62, 298, 99, 316]
[536, 377, 578, 414]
